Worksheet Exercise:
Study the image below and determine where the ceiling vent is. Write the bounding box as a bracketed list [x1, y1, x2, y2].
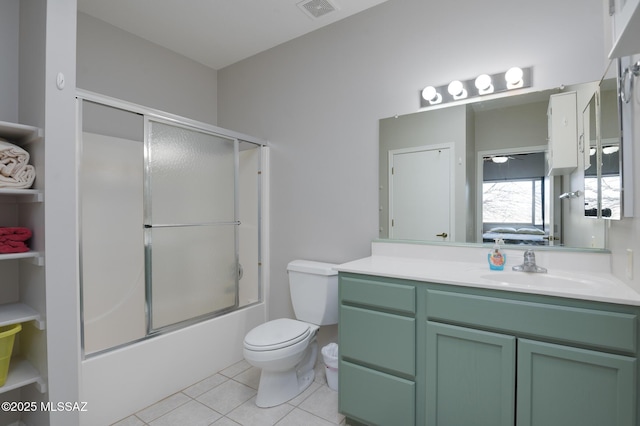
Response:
[297, 0, 338, 19]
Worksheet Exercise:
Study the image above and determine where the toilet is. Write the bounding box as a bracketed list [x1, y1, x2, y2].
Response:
[243, 259, 339, 407]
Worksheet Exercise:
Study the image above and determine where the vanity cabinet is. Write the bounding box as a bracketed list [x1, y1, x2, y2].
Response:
[547, 91, 578, 175]
[609, 0, 640, 58]
[427, 289, 636, 426]
[338, 274, 416, 426]
[338, 272, 640, 426]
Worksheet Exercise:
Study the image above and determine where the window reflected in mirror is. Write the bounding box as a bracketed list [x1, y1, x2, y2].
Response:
[482, 152, 549, 245]
[585, 145, 621, 218]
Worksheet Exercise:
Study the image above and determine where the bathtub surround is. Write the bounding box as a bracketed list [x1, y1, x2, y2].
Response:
[83, 305, 265, 425]
[77, 96, 269, 424]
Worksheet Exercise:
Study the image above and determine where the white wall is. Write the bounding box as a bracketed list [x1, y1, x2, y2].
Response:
[0, 0, 19, 122]
[76, 12, 218, 125]
[609, 52, 640, 293]
[217, 0, 608, 321]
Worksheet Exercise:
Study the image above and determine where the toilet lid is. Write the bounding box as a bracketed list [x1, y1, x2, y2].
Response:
[244, 318, 311, 351]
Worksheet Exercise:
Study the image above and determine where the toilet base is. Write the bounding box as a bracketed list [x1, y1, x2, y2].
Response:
[255, 342, 318, 407]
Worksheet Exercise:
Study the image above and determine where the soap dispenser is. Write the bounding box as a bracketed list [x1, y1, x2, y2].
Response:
[488, 238, 506, 270]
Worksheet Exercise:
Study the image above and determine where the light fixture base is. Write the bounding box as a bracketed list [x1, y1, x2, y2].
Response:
[420, 67, 532, 108]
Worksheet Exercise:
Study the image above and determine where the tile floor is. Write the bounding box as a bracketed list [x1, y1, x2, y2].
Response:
[111, 360, 346, 426]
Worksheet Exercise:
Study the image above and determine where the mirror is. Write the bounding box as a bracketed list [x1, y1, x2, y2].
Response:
[583, 93, 598, 215]
[583, 76, 622, 220]
[379, 71, 621, 250]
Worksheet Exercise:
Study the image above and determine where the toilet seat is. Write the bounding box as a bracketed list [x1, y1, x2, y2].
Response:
[244, 318, 311, 351]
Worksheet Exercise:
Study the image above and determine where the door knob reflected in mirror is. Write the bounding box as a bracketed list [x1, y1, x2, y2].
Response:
[436, 232, 448, 238]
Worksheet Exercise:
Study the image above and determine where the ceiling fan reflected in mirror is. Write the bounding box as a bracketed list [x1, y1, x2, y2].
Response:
[483, 155, 524, 163]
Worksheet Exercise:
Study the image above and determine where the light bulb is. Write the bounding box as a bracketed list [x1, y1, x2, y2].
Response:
[475, 74, 493, 93]
[448, 80, 464, 96]
[602, 146, 619, 154]
[505, 67, 524, 89]
[422, 86, 441, 104]
[447, 80, 467, 99]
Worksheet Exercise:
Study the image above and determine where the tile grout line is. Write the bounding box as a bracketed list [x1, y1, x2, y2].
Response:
[116, 360, 342, 426]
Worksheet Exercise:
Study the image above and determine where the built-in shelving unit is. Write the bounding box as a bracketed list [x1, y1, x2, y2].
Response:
[0, 251, 42, 262]
[1, 357, 47, 393]
[0, 120, 43, 145]
[0, 188, 43, 203]
[0, 120, 46, 396]
[0, 303, 45, 330]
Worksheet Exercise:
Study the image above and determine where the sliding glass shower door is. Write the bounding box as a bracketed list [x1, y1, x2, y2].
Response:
[80, 93, 265, 356]
[145, 120, 239, 331]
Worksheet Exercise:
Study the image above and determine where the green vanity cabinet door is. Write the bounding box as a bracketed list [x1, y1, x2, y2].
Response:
[340, 360, 415, 426]
[426, 322, 516, 426]
[517, 339, 637, 426]
[340, 305, 415, 376]
[340, 274, 416, 314]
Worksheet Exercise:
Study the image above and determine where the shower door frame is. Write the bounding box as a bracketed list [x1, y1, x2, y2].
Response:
[144, 116, 243, 333]
[77, 89, 268, 357]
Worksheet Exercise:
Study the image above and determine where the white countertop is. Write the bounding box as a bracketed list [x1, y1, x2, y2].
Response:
[336, 252, 640, 307]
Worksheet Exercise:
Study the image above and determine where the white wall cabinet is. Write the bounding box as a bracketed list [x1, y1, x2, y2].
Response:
[609, 0, 640, 58]
[547, 92, 578, 175]
[0, 121, 47, 395]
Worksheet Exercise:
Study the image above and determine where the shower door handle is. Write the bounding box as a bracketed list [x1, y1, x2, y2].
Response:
[144, 221, 241, 228]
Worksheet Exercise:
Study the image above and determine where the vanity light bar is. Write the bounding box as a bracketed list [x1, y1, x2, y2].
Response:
[420, 67, 532, 108]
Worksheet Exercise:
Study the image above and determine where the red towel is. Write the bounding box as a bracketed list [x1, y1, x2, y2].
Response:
[0, 227, 31, 253]
[0, 227, 32, 241]
[0, 240, 29, 253]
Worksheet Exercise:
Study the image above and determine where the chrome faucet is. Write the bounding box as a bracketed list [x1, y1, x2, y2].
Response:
[512, 249, 547, 273]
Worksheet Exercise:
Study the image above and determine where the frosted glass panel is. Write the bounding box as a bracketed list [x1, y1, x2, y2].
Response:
[148, 121, 236, 224]
[238, 146, 262, 307]
[81, 131, 146, 354]
[149, 225, 237, 329]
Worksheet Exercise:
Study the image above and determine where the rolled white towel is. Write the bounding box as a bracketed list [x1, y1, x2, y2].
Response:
[0, 164, 35, 188]
[0, 139, 31, 176]
[0, 139, 36, 189]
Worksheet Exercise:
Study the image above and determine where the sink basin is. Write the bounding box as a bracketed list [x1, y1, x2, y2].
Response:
[480, 272, 604, 291]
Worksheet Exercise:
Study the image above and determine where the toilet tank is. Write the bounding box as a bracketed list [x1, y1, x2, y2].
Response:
[287, 260, 339, 326]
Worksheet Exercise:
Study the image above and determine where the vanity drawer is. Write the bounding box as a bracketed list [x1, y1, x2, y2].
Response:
[340, 305, 415, 376]
[340, 274, 415, 314]
[426, 290, 637, 354]
[339, 360, 415, 426]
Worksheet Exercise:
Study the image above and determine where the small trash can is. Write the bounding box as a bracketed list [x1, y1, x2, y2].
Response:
[321, 342, 339, 391]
